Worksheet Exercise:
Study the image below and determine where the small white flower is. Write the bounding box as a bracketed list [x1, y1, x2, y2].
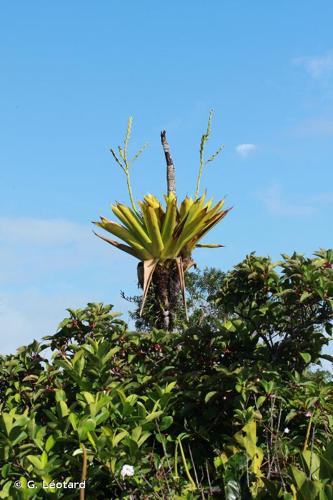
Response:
[283, 427, 290, 434]
[121, 464, 134, 479]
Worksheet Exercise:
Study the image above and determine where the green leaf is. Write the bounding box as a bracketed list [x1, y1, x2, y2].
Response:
[95, 408, 109, 426]
[57, 401, 69, 418]
[290, 466, 307, 490]
[137, 431, 151, 447]
[79, 418, 96, 437]
[45, 435, 55, 453]
[112, 430, 128, 447]
[0, 479, 12, 498]
[224, 479, 241, 500]
[87, 431, 97, 450]
[72, 448, 83, 456]
[300, 291, 312, 302]
[285, 409, 298, 423]
[300, 479, 323, 499]
[131, 426, 142, 443]
[14, 415, 30, 427]
[320, 440, 333, 479]
[205, 391, 218, 403]
[234, 420, 257, 458]
[68, 413, 78, 431]
[256, 396, 266, 408]
[10, 430, 28, 447]
[55, 389, 67, 402]
[145, 410, 163, 422]
[159, 416, 173, 431]
[81, 392, 95, 405]
[82, 344, 95, 355]
[165, 381, 177, 393]
[27, 455, 43, 470]
[41, 451, 48, 468]
[300, 352, 311, 364]
[320, 354, 333, 363]
[1, 414, 13, 435]
[102, 347, 120, 364]
[75, 356, 85, 376]
[301, 450, 320, 480]
[224, 320, 236, 332]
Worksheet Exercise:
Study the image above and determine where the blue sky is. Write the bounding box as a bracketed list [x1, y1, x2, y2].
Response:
[1, 1, 333, 354]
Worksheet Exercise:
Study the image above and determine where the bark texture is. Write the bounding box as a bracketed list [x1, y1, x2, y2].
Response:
[161, 130, 176, 196]
[152, 261, 180, 330]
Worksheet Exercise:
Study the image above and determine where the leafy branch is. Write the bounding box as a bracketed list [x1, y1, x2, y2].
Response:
[110, 116, 148, 215]
[195, 110, 224, 199]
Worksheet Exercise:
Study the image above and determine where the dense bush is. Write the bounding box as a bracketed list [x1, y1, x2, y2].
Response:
[0, 251, 332, 499]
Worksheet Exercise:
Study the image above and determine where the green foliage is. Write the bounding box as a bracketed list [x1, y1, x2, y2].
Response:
[0, 305, 182, 498]
[212, 249, 333, 369]
[288, 441, 333, 499]
[124, 266, 226, 331]
[0, 250, 332, 498]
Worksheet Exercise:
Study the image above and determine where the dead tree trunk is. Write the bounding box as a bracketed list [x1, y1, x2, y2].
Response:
[137, 132, 178, 330]
[152, 264, 171, 330]
[152, 261, 181, 331]
[161, 130, 176, 196]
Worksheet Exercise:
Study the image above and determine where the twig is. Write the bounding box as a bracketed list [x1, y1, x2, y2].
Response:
[303, 413, 313, 452]
[205, 459, 213, 497]
[155, 422, 172, 496]
[80, 444, 87, 500]
[188, 443, 200, 490]
[110, 117, 147, 215]
[140, 473, 163, 500]
[309, 421, 317, 480]
[178, 438, 196, 490]
[274, 405, 286, 491]
[195, 110, 223, 199]
[246, 454, 250, 489]
[267, 395, 276, 479]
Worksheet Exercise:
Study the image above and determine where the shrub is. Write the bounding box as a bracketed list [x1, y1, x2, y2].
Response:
[0, 251, 332, 498]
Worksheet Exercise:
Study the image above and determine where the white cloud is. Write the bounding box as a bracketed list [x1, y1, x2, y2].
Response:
[235, 144, 258, 157]
[0, 289, 84, 354]
[257, 184, 316, 216]
[295, 49, 333, 79]
[0, 288, 132, 355]
[0, 217, 139, 354]
[0, 217, 86, 245]
[0, 216, 133, 285]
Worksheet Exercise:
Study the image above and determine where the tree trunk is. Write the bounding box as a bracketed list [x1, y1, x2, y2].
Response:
[138, 256, 195, 331]
[159, 131, 177, 329]
[161, 130, 176, 196]
[136, 129, 196, 330]
[168, 261, 181, 328]
[152, 262, 181, 330]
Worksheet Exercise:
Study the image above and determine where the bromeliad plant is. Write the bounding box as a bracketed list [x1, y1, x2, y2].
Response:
[93, 113, 230, 330]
